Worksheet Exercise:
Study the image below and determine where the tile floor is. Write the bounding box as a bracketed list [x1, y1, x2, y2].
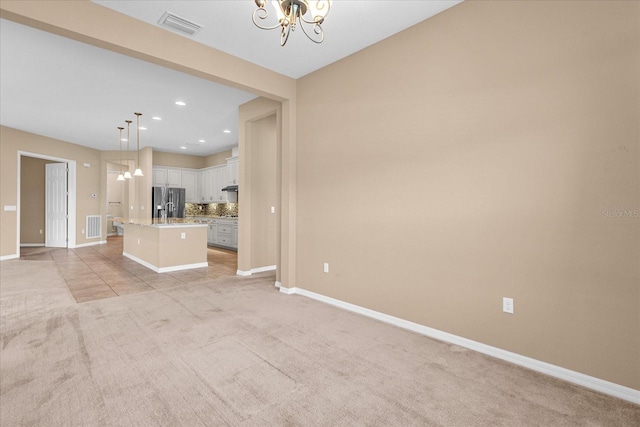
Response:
[19, 237, 238, 303]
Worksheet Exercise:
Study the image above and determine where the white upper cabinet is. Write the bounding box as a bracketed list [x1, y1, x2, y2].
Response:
[226, 157, 238, 185]
[213, 165, 228, 203]
[152, 167, 167, 187]
[152, 167, 182, 187]
[198, 168, 214, 202]
[181, 170, 198, 202]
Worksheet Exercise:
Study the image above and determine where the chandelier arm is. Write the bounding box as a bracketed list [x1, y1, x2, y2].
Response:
[252, 7, 283, 30]
[280, 24, 291, 46]
[299, 21, 324, 44]
[298, 0, 331, 24]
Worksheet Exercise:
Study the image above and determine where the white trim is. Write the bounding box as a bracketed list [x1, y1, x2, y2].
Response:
[278, 286, 296, 295]
[123, 252, 208, 273]
[275, 281, 281, 288]
[252, 265, 276, 273]
[279, 286, 640, 405]
[20, 243, 45, 247]
[156, 262, 209, 273]
[0, 254, 19, 261]
[236, 265, 277, 276]
[71, 240, 107, 248]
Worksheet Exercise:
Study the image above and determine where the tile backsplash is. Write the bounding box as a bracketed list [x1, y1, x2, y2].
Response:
[186, 203, 238, 217]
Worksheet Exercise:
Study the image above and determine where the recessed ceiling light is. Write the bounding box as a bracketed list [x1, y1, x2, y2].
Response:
[223, 129, 231, 134]
[180, 146, 187, 150]
[139, 126, 147, 130]
[175, 101, 186, 106]
[121, 138, 128, 142]
[198, 139, 206, 143]
[152, 116, 162, 121]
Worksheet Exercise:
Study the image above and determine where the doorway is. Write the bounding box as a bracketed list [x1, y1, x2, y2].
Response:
[17, 152, 76, 254]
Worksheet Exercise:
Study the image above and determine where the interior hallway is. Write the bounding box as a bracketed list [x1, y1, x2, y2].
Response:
[19, 237, 238, 303]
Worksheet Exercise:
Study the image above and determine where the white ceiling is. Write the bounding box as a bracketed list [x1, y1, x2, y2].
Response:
[0, 1, 461, 156]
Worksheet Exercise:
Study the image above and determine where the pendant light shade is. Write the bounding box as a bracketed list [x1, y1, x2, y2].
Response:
[133, 112, 144, 176]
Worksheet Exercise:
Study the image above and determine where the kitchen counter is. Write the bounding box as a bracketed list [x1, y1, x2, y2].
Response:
[122, 221, 208, 273]
[127, 218, 210, 228]
[186, 216, 238, 222]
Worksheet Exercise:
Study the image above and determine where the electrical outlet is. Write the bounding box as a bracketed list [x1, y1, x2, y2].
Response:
[39, 229, 43, 234]
[137, 238, 140, 245]
[81, 229, 85, 234]
[503, 297, 514, 314]
[271, 206, 275, 213]
[181, 232, 186, 239]
[323, 263, 329, 273]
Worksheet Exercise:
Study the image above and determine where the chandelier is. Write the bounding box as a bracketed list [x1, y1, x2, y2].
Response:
[252, 0, 331, 46]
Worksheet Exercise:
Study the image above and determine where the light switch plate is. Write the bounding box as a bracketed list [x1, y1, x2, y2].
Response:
[503, 297, 514, 314]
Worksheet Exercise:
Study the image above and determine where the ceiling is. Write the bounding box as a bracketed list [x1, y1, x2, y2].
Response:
[0, 1, 462, 156]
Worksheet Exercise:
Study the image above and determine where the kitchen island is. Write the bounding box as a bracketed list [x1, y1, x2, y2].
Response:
[122, 219, 208, 273]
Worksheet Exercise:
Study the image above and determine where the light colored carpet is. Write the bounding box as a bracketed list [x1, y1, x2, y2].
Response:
[1, 258, 638, 426]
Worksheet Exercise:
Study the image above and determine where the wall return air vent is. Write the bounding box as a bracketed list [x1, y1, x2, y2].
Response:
[158, 12, 203, 36]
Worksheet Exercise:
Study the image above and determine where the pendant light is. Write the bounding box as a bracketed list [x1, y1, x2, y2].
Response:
[123, 120, 133, 179]
[116, 127, 125, 181]
[133, 112, 144, 177]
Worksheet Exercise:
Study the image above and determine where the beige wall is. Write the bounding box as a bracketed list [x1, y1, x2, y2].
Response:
[1, 126, 103, 256]
[20, 156, 51, 244]
[152, 151, 206, 169]
[296, 1, 640, 389]
[238, 97, 282, 275]
[204, 150, 233, 168]
[249, 115, 278, 268]
[152, 149, 234, 170]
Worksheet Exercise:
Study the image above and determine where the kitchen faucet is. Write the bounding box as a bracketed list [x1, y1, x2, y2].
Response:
[165, 201, 175, 217]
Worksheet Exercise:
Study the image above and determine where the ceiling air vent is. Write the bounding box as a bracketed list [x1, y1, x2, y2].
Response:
[158, 12, 203, 36]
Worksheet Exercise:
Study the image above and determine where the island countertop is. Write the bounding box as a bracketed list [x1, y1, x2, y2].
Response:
[126, 218, 209, 228]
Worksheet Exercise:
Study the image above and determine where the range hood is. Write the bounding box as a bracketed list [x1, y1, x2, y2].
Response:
[221, 185, 238, 193]
[221, 185, 238, 203]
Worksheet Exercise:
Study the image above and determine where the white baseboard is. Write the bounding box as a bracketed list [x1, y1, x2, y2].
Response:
[20, 243, 45, 247]
[123, 252, 208, 273]
[279, 286, 640, 405]
[236, 265, 277, 276]
[275, 281, 281, 288]
[0, 254, 19, 261]
[71, 240, 107, 248]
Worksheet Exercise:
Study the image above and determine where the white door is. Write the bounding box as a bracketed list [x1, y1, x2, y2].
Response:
[46, 163, 68, 247]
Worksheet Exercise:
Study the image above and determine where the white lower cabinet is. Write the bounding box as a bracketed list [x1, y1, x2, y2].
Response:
[232, 224, 238, 247]
[207, 223, 218, 245]
[216, 222, 233, 246]
[204, 219, 237, 249]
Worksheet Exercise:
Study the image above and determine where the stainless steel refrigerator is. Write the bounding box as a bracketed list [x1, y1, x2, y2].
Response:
[152, 187, 186, 219]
